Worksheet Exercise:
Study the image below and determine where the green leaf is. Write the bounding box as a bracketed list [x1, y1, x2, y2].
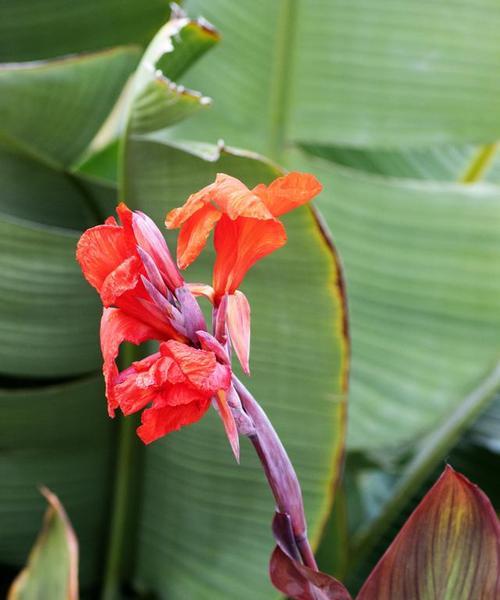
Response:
[0, 192, 101, 376]
[357, 467, 500, 600]
[7, 488, 78, 600]
[294, 150, 500, 451]
[171, 0, 500, 151]
[0, 46, 141, 167]
[347, 362, 500, 582]
[0, 0, 171, 61]
[0, 376, 114, 588]
[121, 138, 348, 599]
[301, 144, 478, 182]
[126, 18, 218, 136]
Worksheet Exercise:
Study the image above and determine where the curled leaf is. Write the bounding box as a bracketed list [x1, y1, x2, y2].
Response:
[8, 487, 79, 600]
[357, 465, 500, 600]
[270, 512, 351, 600]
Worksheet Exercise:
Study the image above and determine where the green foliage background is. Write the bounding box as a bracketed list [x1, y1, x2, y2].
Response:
[1, 1, 499, 598]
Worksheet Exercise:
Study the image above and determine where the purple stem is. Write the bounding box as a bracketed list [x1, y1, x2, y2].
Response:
[232, 376, 318, 571]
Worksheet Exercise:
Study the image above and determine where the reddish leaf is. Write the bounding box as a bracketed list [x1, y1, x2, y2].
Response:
[357, 465, 500, 600]
[270, 511, 352, 600]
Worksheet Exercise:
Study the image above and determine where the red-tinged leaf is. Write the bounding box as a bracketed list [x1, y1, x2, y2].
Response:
[8, 488, 79, 600]
[226, 290, 251, 374]
[215, 389, 240, 462]
[270, 546, 352, 600]
[357, 465, 500, 600]
[270, 511, 351, 600]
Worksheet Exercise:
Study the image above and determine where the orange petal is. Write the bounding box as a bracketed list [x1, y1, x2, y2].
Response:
[186, 283, 215, 304]
[253, 172, 322, 217]
[176, 203, 221, 269]
[165, 183, 214, 228]
[212, 173, 273, 220]
[226, 291, 251, 374]
[213, 215, 287, 297]
[215, 390, 240, 462]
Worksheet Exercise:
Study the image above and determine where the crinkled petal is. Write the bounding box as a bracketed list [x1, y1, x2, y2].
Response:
[253, 172, 322, 217]
[176, 203, 221, 269]
[115, 353, 184, 416]
[137, 397, 211, 444]
[100, 308, 159, 416]
[162, 340, 231, 394]
[100, 255, 142, 307]
[226, 291, 251, 374]
[213, 215, 287, 297]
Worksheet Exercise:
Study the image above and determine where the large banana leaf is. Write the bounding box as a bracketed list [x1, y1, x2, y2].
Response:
[113, 18, 349, 596]
[171, 0, 500, 150]
[165, 0, 500, 451]
[0, 0, 171, 61]
[0, 10, 349, 600]
[162, 3, 500, 589]
[0, 47, 141, 167]
[0, 376, 113, 588]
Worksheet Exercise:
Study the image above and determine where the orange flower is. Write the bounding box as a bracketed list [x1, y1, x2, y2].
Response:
[166, 172, 322, 300]
[166, 172, 322, 373]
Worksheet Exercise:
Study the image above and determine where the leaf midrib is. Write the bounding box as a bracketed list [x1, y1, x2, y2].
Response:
[268, 0, 297, 162]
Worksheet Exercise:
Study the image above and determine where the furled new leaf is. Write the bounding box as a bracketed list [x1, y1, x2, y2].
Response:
[357, 466, 500, 600]
[7, 488, 78, 600]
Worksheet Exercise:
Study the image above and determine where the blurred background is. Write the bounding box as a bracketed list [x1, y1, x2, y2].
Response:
[1, 1, 499, 598]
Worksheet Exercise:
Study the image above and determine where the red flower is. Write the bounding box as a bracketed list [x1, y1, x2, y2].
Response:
[166, 172, 322, 372]
[77, 204, 235, 449]
[77, 202, 185, 341]
[112, 339, 231, 444]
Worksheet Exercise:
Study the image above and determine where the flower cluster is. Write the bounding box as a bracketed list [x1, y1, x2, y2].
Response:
[77, 172, 321, 448]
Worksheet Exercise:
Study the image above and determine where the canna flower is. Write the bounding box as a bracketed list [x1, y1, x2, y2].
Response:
[76, 204, 234, 449]
[112, 338, 231, 444]
[166, 172, 322, 372]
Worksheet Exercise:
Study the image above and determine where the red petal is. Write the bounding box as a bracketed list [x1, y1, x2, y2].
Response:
[162, 340, 231, 394]
[253, 172, 322, 217]
[357, 466, 500, 600]
[115, 353, 182, 416]
[100, 308, 159, 416]
[137, 397, 210, 444]
[100, 255, 142, 307]
[213, 215, 287, 297]
[215, 390, 240, 462]
[226, 291, 251, 374]
[76, 223, 131, 292]
[176, 203, 221, 269]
